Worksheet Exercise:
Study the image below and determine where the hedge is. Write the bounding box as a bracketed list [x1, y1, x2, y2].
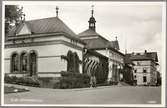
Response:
[38, 77, 60, 88]
[53, 71, 90, 89]
[4, 74, 40, 87]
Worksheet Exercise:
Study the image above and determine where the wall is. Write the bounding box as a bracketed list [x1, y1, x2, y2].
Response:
[5, 43, 83, 75]
[132, 60, 157, 85]
[96, 49, 124, 83]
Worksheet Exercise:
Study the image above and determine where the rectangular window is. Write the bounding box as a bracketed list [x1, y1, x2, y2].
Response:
[134, 70, 137, 73]
[143, 76, 147, 82]
[143, 69, 147, 73]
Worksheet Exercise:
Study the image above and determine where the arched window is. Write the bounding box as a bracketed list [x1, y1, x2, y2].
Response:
[20, 52, 28, 73]
[11, 53, 19, 73]
[29, 51, 37, 76]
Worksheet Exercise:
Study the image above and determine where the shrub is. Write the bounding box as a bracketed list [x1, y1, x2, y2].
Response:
[23, 77, 40, 87]
[38, 77, 60, 88]
[53, 72, 90, 89]
[4, 74, 12, 83]
[4, 75, 40, 87]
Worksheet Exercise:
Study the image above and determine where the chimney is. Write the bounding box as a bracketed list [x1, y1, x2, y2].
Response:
[145, 50, 147, 53]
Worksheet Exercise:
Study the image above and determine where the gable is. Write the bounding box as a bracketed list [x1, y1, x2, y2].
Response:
[16, 23, 31, 35]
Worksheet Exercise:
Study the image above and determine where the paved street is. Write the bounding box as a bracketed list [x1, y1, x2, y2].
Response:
[4, 84, 161, 105]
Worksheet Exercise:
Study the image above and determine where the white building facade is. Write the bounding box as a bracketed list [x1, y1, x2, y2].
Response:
[5, 17, 85, 78]
[128, 51, 158, 85]
[96, 48, 124, 83]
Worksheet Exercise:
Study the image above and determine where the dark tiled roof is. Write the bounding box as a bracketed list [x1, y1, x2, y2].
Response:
[7, 17, 86, 44]
[8, 17, 76, 37]
[124, 54, 133, 64]
[78, 28, 120, 50]
[82, 38, 124, 56]
[78, 29, 100, 37]
[85, 49, 108, 60]
[108, 40, 120, 50]
[83, 38, 109, 49]
[127, 52, 158, 62]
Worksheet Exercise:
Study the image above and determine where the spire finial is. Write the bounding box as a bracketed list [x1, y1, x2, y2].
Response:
[88, 5, 96, 31]
[91, 5, 94, 16]
[56, 6, 59, 17]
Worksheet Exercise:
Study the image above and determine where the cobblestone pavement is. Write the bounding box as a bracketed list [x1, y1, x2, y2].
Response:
[4, 84, 161, 105]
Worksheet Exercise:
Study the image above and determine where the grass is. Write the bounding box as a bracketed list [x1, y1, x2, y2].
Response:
[4, 86, 29, 94]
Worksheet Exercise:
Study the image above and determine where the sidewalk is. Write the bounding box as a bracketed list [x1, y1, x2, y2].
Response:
[4, 83, 114, 92]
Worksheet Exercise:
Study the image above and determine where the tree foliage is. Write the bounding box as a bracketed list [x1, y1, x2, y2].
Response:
[67, 50, 73, 72]
[73, 52, 79, 73]
[67, 50, 80, 73]
[5, 5, 24, 34]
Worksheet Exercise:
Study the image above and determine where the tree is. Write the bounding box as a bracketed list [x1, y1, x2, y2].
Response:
[67, 50, 73, 72]
[73, 52, 79, 73]
[67, 51, 80, 73]
[5, 5, 24, 35]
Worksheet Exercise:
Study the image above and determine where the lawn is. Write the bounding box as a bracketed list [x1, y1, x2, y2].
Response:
[4, 86, 29, 94]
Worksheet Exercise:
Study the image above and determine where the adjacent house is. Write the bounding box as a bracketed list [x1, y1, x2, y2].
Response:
[126, 50, 159, 86]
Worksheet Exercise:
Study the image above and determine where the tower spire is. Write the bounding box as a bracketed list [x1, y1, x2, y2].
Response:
[56, 6, 59, 17]
[88, 5, 96, 31]
[91, 5, 94, 17]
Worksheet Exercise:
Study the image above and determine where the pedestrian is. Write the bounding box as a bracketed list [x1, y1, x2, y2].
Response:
[92, 76, 96, 88]
[90, 76, 93, 88]
[90, 76, 97, 88]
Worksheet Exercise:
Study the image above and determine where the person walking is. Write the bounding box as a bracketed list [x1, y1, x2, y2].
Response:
[90, 76, 96, 88]
[92, 76, 96, 88]
[90, 76, 93, 88]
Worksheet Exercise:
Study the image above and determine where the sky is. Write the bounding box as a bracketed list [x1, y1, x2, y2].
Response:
[5, 1, 165, 72]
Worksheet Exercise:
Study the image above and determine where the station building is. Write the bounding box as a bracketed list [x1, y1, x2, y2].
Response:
[5, 7, 125, 84]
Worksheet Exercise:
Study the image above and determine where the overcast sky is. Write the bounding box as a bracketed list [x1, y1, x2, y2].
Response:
[5, 1, 165, 72]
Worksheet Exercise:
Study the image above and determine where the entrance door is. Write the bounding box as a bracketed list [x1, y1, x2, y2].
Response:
[29, 51, 37, 76]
